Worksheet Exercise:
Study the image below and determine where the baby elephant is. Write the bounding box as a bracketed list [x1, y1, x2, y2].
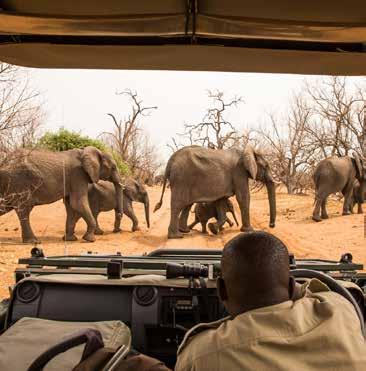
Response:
[188, 198, 239, 235]
[67, 178, 150, 236]
[351, 180, 365, 214]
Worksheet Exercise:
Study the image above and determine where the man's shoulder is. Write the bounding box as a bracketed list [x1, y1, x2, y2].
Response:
[176, 318, 231, 371]
[177, 316, 230, 357]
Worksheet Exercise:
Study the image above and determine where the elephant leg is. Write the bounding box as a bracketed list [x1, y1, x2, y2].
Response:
[188, 217, 199, 230]
[226, 216, 234, 227]
[69, 193, 96, 242]
[94, 212, 104, 235]
[349, 201, 355, 214]
[15, 205, 39, 244]
[234, 178, 253, 232]
[209, 201, 227, 234]
[312, 196, 323, 222]
[201, 222, 208, 234]
[179, 204, 193, 233]
[168, 196, 185, 239]
[342, 184, 353, 216]
[321, 198, 329, 219]
[113, 209, 123, 233]
[124, 200, 139, 232]
[357, 203, 363, 214]
[64, 199, 81, 241]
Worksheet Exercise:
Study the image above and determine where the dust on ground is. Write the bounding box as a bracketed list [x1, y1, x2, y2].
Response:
[0, 186, 365, 298]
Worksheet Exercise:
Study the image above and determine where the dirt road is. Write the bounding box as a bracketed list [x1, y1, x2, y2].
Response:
[0, 187, 365, 298]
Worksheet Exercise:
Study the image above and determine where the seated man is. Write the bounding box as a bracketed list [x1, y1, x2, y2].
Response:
[175, 231, 366, 371]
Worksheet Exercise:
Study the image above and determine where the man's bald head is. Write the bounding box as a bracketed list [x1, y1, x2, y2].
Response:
[218, 232, 291, 316]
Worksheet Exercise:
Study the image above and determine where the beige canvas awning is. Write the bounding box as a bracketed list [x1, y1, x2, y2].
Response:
[1, 0, 366, 74]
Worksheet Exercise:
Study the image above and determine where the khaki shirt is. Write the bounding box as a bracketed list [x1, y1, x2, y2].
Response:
[175, 280, 366, 371]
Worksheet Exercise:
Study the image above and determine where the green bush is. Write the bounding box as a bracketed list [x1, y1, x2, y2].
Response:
[111, 151, 130, 176]
[38, 128, 106, 152]
[38, 128, 129, 175]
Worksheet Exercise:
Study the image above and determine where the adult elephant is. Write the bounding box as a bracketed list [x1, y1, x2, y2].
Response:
[0, 146, 123, 243]
[154, 145, 276, 239]
[312, 153, 365, 222]
[65, 178, 150, 235]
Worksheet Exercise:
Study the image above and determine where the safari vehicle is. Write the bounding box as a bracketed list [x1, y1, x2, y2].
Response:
[1, 247, 366, 369]
[0, 1, 366, 370]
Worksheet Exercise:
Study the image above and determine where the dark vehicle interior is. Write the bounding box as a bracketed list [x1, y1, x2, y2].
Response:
[2, 248, 365, 367]
[0, 1, 366, 370]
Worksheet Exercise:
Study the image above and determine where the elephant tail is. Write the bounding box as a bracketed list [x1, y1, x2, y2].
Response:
[153, 167, 169, 213]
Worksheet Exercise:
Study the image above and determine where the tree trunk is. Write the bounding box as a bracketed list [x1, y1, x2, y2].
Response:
[363, 105, 366, 158]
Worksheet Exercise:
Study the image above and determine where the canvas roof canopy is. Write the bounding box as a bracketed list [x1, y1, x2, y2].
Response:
[0, 0, 366, 74]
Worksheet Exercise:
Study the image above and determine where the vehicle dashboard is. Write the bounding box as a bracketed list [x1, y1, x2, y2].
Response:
[3, 248, 366, 367]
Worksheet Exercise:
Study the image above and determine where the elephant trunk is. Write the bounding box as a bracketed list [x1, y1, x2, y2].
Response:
[144, 195, 150, 228]
[114, 182, 124, 217]
[266, 181, 276, 228]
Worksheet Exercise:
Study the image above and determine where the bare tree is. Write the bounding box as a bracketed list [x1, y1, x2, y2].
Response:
[100, 90, 160, 183]
[0, 64, 43, 216]
[305, 77, 365, 158]
[258, 92, 317, 194]
[0, 63, 43, 166]
[169, 90, 246, 152]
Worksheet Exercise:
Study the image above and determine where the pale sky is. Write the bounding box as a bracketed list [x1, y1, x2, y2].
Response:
[25, 68, 362, 161]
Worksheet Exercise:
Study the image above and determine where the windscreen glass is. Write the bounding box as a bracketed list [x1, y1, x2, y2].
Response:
[0, 65, 365, 297]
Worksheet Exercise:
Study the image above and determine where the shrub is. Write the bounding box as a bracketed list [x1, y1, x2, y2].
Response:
[38, 128, 106, 152]
[38, 128, 129, 175]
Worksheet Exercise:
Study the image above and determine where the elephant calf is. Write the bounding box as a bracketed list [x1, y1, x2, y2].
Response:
[188, 198, 239, 235]
[351, 180, 365, 214]
[67, 178, 150, 235]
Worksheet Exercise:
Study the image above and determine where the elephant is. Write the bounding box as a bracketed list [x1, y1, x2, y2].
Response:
[65, 178, 150, 235]
[0, 146, 123, 243]
[154, 145, 276, 239]
[350, 179, 365, 214]
[188, 197, 239, 234]
[312, 153, 365, 222]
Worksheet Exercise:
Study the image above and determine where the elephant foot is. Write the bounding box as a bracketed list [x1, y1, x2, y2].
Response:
[179, 227, 191, 234]
[168, 230, 184, 239]
[23, 236, 41, 244]
[63, 234, 78, 242]
[240, 226, 254, 233]
[82, 232, 96, 242]
[131, 226, 140, 232]
[269, 222, 275, 228]
[208, 223, 219, 235]
[113, 227, 122, 233]
[321, 214, 329, 219]
[95, 228, 104, 235]
[312, 216, 322, 222]
[342, 211, 351, 216]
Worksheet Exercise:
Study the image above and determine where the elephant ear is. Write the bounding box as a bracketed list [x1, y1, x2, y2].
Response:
[81, 146, 102, 183]
[352, 152, 363, 179]
[242, 146, 258, 180]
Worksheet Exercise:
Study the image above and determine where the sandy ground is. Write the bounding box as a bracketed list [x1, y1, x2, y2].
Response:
[0, 186, 365, 298]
